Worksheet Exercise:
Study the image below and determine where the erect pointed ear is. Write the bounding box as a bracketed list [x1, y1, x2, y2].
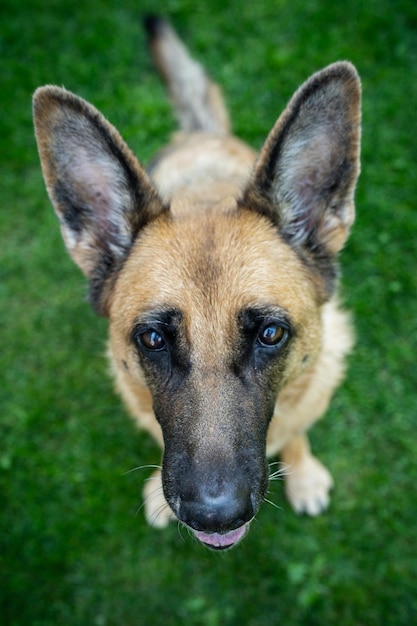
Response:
[241, 61, 361, 266]
[33, 86, 168, 316]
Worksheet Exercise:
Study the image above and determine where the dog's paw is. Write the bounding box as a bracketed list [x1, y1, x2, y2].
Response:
[142, 469, 176, 528]
[285, 454, 333, 516]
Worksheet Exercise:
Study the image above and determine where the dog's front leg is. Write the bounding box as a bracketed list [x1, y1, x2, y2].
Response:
[281, 435, 333, 516]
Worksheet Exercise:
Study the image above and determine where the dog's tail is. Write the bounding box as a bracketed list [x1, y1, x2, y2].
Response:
[144, 16, 230, 135]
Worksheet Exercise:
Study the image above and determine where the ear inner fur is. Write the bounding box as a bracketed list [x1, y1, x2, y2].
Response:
[241, 62, 361, 270]
[33, 86, 168, 315]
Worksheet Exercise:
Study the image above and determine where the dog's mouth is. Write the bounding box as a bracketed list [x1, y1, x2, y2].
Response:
[192, 523, 249, 550]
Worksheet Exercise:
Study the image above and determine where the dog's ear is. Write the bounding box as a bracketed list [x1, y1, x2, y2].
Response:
[241, 61, 361, 272]
[33, 86, 167, 315]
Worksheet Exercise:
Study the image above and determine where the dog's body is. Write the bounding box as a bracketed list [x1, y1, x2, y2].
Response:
[33, 18, 361, 549]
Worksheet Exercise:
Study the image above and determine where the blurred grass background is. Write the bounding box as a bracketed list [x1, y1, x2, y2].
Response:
[1, 0, 416, 624]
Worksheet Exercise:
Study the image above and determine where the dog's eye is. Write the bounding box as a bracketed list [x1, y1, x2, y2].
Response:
[138, 329, 166, 351]
[257, 324, 288, 348]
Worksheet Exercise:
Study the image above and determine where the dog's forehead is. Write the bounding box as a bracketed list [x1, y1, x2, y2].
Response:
[111, 209, 316, 328]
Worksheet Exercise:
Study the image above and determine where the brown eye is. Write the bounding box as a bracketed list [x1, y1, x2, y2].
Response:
[258, 324, 288, 348]
[139, 329, 166, 351]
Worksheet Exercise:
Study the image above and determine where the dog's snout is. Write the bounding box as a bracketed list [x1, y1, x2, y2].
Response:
[178, 480, 255, 533]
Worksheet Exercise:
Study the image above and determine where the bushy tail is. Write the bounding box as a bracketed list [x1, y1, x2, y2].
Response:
[144, 16, 230, 135]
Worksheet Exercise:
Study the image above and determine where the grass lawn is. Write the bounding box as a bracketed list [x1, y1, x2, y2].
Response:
[1, 0, 417, 624]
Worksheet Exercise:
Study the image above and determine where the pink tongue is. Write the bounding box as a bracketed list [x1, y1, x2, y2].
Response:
[194, 525, 247, 548]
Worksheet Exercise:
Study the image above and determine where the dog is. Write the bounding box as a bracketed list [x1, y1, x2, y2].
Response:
[33, 16, 361, 550]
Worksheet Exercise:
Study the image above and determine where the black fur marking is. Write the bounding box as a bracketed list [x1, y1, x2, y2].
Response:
[234, 306, 293, 380]
[89, 250, 120, 315]
[295, 241, 339, 300]
[131, 308, 191, 390]
[143, 14, 166, 39]
[54, 181, 91, 235]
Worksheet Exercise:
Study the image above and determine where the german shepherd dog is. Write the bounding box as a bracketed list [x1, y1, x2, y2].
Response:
[33, 17, 361, 550]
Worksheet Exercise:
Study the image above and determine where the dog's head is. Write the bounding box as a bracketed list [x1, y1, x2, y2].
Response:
[33, 63, 360, 548]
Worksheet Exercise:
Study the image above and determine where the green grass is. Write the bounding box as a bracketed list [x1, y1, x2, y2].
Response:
[1, 0, 417, 624]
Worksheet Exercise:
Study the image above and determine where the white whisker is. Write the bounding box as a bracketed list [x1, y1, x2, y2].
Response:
[176, 521, 186, 543]
[144, 474, 162, 483]
[264, 497, 283, 512]
[268, 462, 291, 481]
[136, 483, 164, 516]
[146, 500, 169, 526]
[123, 464, 162, 476]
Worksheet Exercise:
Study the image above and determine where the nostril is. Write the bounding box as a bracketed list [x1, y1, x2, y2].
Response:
[179, 485, 255, 533]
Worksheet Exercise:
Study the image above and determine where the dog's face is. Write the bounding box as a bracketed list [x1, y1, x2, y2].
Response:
[109, 206, 323, 543]
[33, 61, 360, 548]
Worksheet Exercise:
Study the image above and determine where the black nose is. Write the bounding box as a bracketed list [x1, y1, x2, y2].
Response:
[178, 481, 255, 532]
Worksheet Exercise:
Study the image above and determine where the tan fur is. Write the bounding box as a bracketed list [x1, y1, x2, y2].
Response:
[146, 17, 231, 134]
[33, 18, 361, 546]
[107, 176, 353, 522]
